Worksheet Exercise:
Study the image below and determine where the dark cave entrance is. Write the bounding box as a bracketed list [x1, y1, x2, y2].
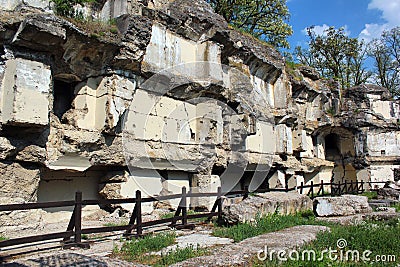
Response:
[53, 80, 75, 121]
[324, 133, 341, 161]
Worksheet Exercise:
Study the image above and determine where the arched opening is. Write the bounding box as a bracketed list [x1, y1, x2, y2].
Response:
[314, 127, 357, 184]
[325, 133, 341, 161]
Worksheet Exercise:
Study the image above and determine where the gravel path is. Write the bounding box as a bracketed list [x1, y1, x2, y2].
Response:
[2, 252, 146, 267]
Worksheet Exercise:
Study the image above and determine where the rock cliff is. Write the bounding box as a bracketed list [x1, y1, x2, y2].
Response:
[0, 0, 399, 230]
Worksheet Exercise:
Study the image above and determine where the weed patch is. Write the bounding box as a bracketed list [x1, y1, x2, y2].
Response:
[252, 219, 400, 266]
[213, 211, 323, 242]
[157, 245, 208, 266]
[117, 232, 176, 261]
[114, 232, 209, 266]
[359, 191, 378, 200]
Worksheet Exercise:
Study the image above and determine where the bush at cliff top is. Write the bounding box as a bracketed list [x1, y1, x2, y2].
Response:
[51, 0, 94, 17]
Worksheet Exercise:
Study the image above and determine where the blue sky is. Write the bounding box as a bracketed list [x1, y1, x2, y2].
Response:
[287, 0, 400, 50]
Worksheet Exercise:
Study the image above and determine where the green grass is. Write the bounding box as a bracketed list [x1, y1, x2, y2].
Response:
[116, 232, 176, 262]
[252, 219, 400, 266]
[114, 232, 209, 266]
[156, 245, 208, 266]
[64, 17, 121, 42]
[103, 221, 128, 227]
[359, 191, 378, 200]
[213, 211, 321, 242]
[0, 236, 7, 241]
[392, 203, 400, 212]
[160, 212, 175, 220]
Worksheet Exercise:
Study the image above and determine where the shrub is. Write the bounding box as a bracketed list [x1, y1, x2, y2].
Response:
[51, 0, 94, 17]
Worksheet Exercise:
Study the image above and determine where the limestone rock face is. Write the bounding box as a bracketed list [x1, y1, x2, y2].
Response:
[0, 0, 51, 11]
[191, 174, 221, 211]
[222, 192, 312, 224]
[377, 188, 400, 200]
[0, 162, 40, 201]
[314, 195, 372, 217]
[0, 58, 51, 127]
[0, 137, 16, 160]
[99, 183, 122, 201]
[0, 0, 399, 229]
[98, 170, 130, 207]
[0, 197, 45, 236]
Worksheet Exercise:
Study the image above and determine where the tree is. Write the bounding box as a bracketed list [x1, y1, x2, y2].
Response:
[295, 26, 371, 89]
[206, 0, 293, 49]
[368, 27, 400, 97]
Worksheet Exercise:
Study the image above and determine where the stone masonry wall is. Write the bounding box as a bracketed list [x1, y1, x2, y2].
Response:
[0, 0, 399, 229]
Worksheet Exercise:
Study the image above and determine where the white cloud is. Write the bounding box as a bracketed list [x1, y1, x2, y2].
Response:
[359, 0, 400, 42]
[359, 23, 388, 42]
[369, 0, 400, 26]
[301, 24, 350, 36]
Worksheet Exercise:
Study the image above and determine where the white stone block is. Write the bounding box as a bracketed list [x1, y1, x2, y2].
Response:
[273, 75, 288, 109]
[191, 174, 221, 211]
[162, 171, 190, 208]
[370, 165, 396, 184]
[73, 75, 135, 130]
[0, 0, 22, 10]
[120, 169, 164, 213]
[246, 122, 275, 154]
[0, 58, 51, 126]
[196, 101, 223, 144]
[300, 131, 314, 158]
[367, 131, 400, 157]
[143, 24, 222, 80]
[275, 124, 292, 154]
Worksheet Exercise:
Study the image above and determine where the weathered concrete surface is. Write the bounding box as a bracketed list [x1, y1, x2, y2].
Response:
[190, 174, 221, 211]
[316, 211, 400, 225]
[0, 58, 51, 126]
[0, 197, 45, 236]
[222, 192, 313, 224]
[0, 0, 399, 229]
[0, 162, 40, 201]
[158, 233, 233, 254]
[0, 0, 51, 11]
[314, 195, 372, 217]
[171, 225, 329, 266]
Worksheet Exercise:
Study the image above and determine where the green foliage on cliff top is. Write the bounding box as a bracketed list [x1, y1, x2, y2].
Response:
[51, 0, 94, 17]
[207, 0, 293, 49]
